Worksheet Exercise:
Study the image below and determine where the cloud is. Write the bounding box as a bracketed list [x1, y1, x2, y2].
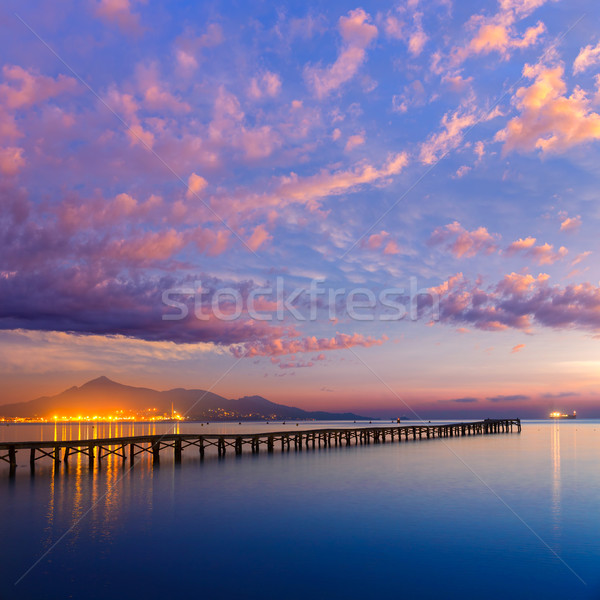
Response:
[446, 397, 478, 403]
[278, 360, 314, 369]
[420, 108, 477, 164]
[345, 133, 365, 151]
[453, 165, 472, 178]
[261, 152, 409, 212]
[462, 18, 544, 61]
[246, 224, 271, 251]
[248, 72, 282, 100]
[136, 63, 190, 114]
[231, 332, 388, 357]
[392, 80, 426, 114]
[487, 394, 529, 402]
[511, 343, 525, 353]
[571, 251, 591, 267]
[428, 221, 499, 258]
[573, 42, 600, 74]
[382, 8, 427, 56]
[209, 86, 283, 159]
[542, 391, 580, 399]
[449, 0, 546, 66]
[560, 215, 581, 232]
[442, 73, 473, 93]
[0, 65, 77, 109]
[304, 8, 377, 98]
[94, 0, 143, 34]
[186, 173, 208, 198]
[496, 62, 600, 154]
[430, 272, 600, 333]
[361, 230, 401, 255]
[174, 24, 224, 74]
[0, 146, 25, 175]
[407, 13, 428, 56]
[505, 237, 567, 264]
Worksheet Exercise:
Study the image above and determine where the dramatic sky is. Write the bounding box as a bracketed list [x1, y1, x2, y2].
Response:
[1, 0, 599, 417]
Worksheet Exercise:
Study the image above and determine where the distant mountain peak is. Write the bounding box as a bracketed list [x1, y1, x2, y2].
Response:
[81, 375, 119, 387]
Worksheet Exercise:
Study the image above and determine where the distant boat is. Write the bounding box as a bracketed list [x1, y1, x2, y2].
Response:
[549, 411, 576, 419]
[396, 417, 401, 423]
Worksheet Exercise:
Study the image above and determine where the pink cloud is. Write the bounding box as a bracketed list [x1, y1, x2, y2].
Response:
[560, 215, 582, 232]
[407, 14, 428, 56]
[246, 224, 271, 251]
[496, 62, 600, 154]
[361, 230, 401, 255]
[231, 332, 388, 358]
[248, 72, 282, 100]
[174, 24, 224, 75]
[511, 343, 525, 353]
[305, 9, 377, 98]
[449, 0, 546, 67]
[505, 237, 568, 265]
[428, 221, 499, 258]
[94, 0, 143, 34]
[209, 86, 283, 159]
[0, 146, 25, 175]
[345, 133, 365, 151]
[419, 98, 503, 165]
[453, 165, 472, 178]
[136, 63, 190, 114]
[264, 152, 408, 212]
[392, 80, 426, 114]
[571, 251, 591, 267]
[381, 8, 427, 56]
[0, 66, 77, 110]
[278, 360, 314, 369]
[465, 18, 544, 60]
[573, 41, 600, 74]
[186, 173, 208, 198]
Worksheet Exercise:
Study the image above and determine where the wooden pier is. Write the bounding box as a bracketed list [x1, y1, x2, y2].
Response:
[0, 419, 521, 476]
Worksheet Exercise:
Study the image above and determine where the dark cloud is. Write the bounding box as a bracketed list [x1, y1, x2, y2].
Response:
[487, 394, 529, 402]
[441, 397, 478, 403]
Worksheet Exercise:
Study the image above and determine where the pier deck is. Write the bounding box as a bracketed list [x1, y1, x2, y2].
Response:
[0, 419, 521, 475]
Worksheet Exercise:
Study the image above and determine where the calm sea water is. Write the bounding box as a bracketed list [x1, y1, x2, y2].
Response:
[1, 420, 599, 600]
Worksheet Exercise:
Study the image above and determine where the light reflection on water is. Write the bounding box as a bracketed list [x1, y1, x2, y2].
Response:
[1, 420, 600, 600]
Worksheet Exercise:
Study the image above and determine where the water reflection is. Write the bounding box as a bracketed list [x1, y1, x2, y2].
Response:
[551, 421, 561, 538]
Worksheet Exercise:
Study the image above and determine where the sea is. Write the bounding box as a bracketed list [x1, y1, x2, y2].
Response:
[1, 419, 599, 600]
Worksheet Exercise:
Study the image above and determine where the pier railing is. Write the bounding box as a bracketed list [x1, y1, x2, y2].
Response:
[0, 418, 521, 475]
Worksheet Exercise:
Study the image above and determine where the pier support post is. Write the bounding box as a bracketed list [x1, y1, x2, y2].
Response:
[8, 446, 16, 474]
[151, 439, 160, 464]
[174, 438, 182, 463]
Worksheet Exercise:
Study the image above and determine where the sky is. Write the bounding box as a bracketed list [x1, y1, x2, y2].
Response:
[0, 0, 599, 418]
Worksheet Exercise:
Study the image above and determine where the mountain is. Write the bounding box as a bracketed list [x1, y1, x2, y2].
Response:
[0, 377, 370, 421]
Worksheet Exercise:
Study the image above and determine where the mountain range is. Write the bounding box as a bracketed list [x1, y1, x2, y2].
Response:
[0, 376, 370, 421]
